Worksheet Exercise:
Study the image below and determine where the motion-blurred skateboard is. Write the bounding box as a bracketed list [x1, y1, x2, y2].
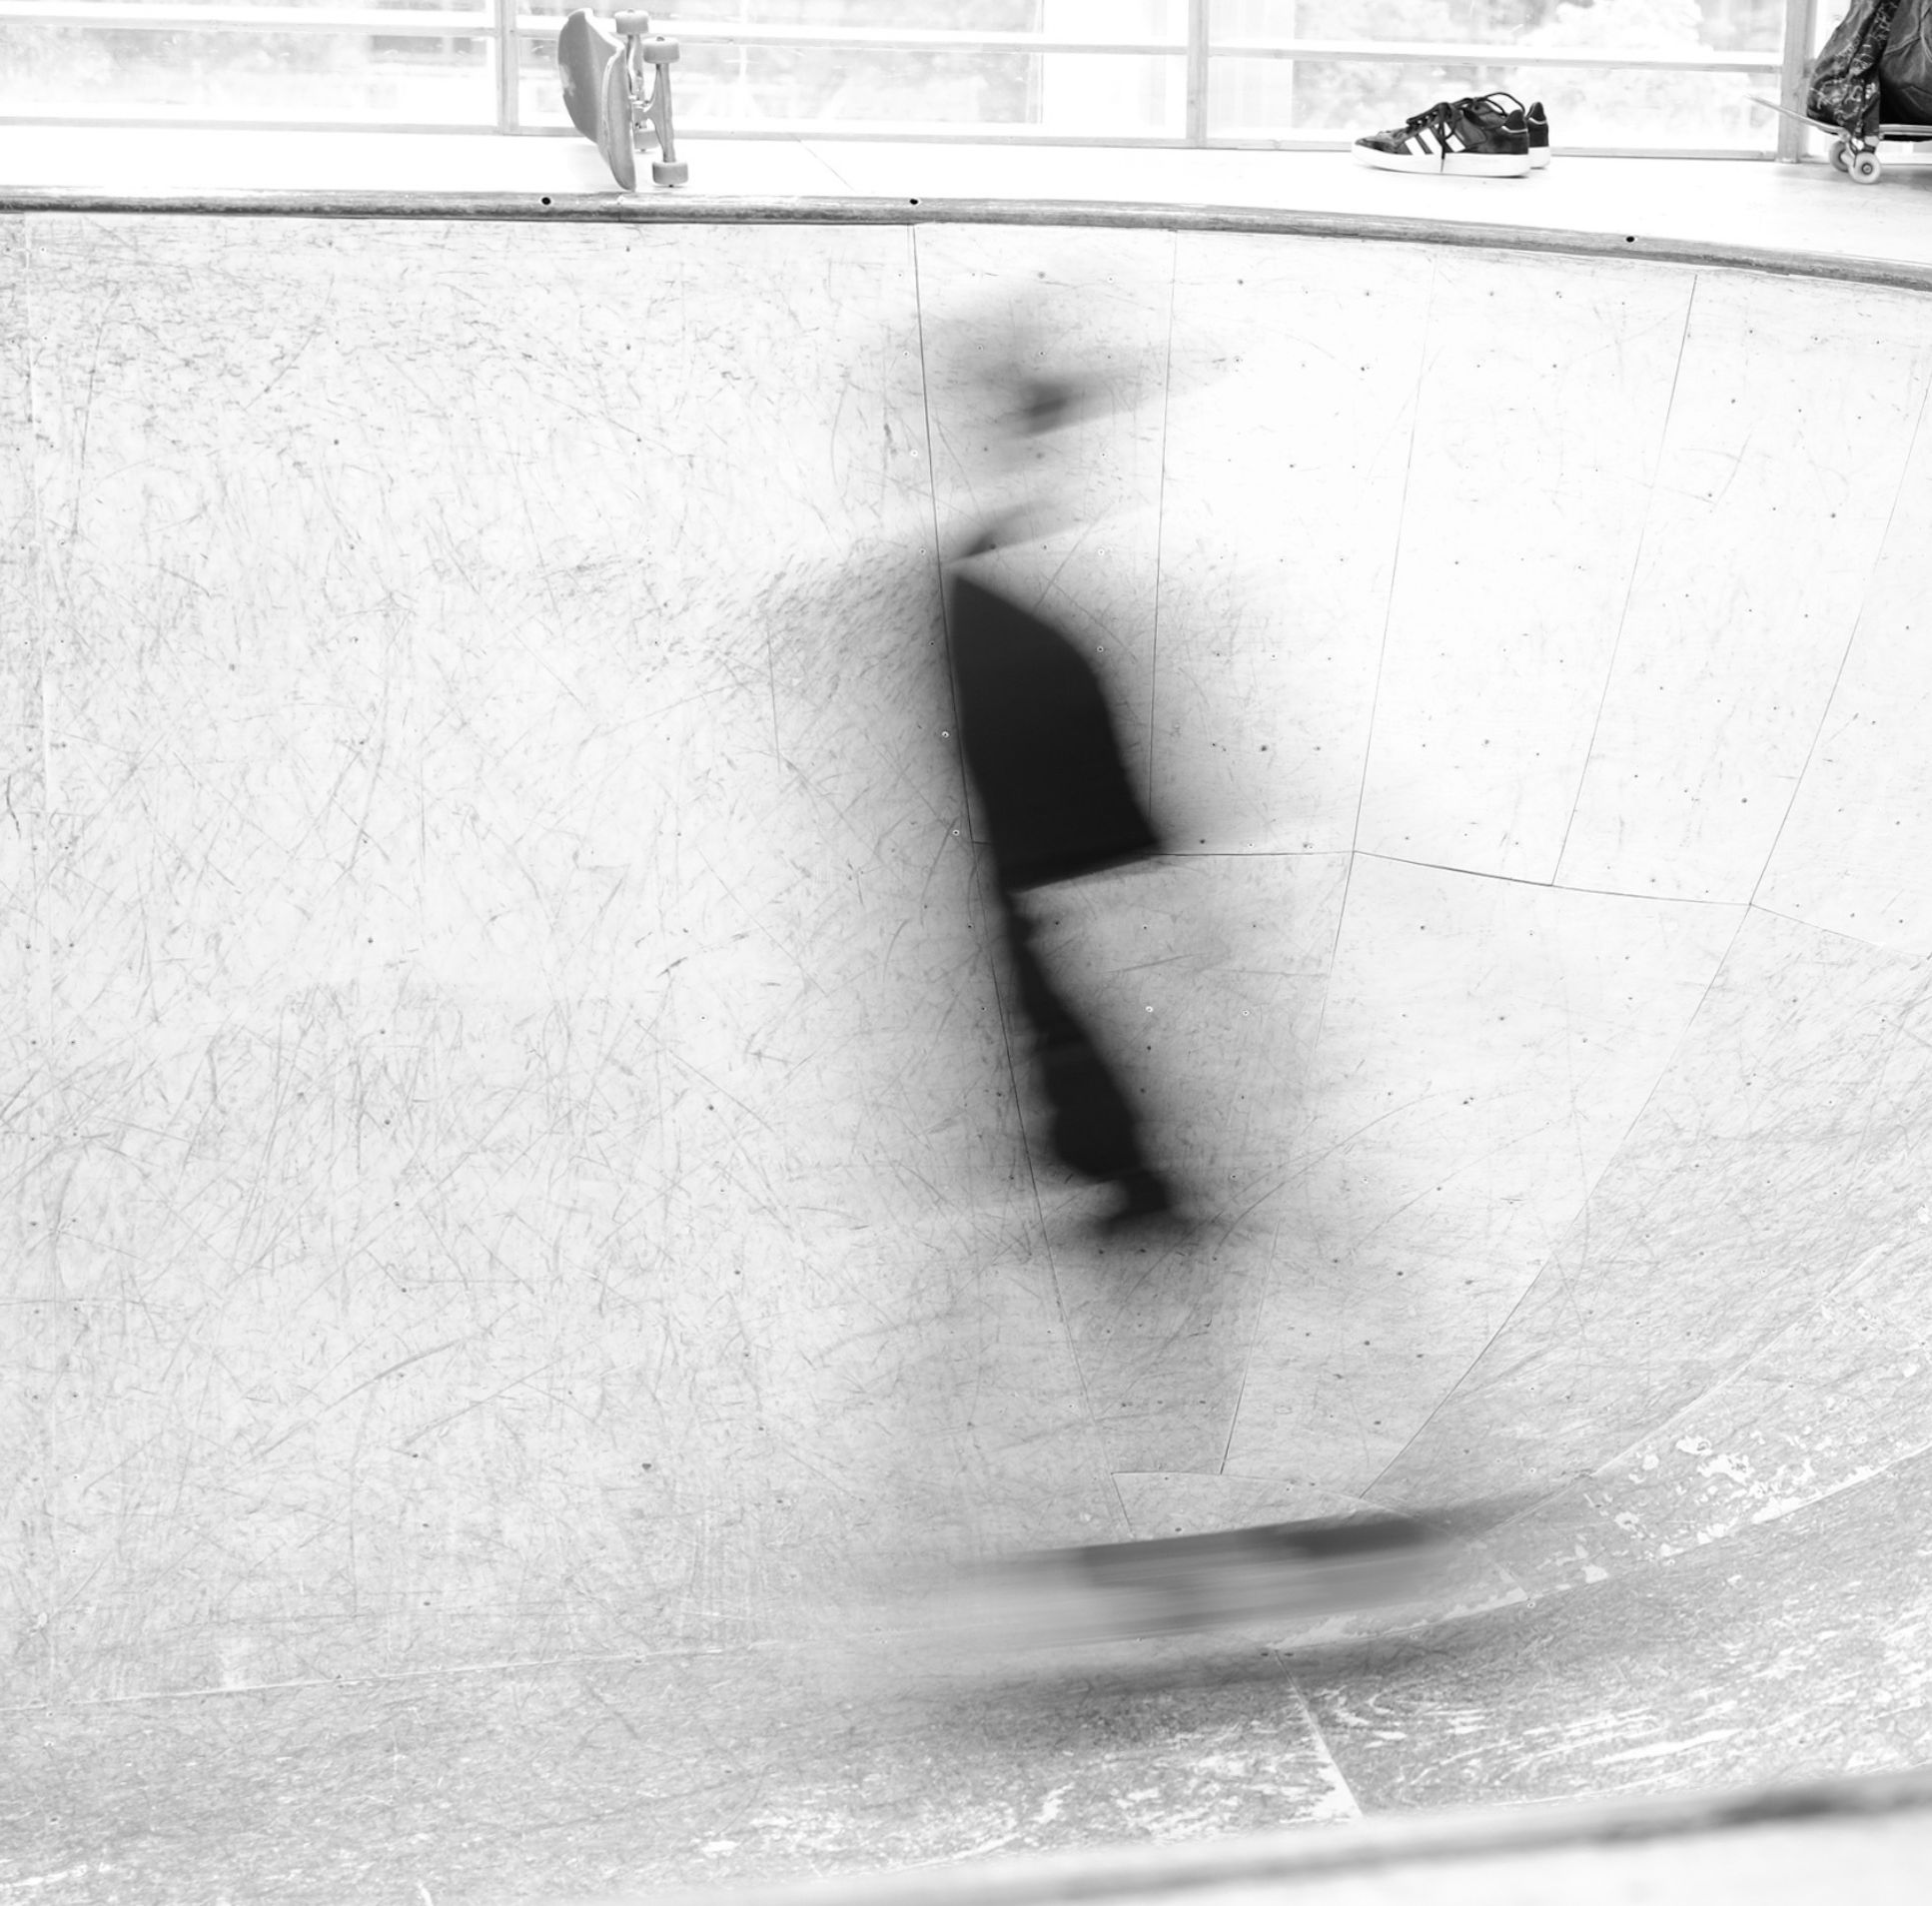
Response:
[952, 1496, 1522, 1649]
[1750, 95, 1932, 181]
[557, 9, 688, 190]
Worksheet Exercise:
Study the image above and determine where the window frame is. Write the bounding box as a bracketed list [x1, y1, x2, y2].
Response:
[0, 0, 1827, 160]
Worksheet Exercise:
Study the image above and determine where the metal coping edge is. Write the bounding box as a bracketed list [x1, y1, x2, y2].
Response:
[2, 190, 1929, 294]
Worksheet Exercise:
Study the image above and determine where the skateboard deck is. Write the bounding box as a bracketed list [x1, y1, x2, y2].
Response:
[556, 9, 689, 191]
[948, 1494, 1524, 1649]
[556, 7, 608, 144]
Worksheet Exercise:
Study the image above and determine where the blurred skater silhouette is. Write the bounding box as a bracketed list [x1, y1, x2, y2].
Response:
[945, 374, 1178, 1232]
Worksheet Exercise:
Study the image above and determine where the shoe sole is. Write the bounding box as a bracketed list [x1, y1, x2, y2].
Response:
[1352, 145, 1532, 176]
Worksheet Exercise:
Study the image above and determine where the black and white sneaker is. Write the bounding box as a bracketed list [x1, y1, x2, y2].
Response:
[1473, 92, 1551, 167]
[1353, 96, 1532, 176]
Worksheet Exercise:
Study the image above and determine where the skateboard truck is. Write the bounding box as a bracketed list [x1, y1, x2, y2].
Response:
[612, 12, 687, 190]
[557, 8, 688, 191]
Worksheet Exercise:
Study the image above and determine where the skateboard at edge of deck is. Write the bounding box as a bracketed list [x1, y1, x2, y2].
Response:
[557, 9, 689, 192]
[1750, 95, 1932, 180]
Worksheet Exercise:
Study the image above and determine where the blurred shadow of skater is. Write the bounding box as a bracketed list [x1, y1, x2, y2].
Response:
[945, 392, 1177, 1232]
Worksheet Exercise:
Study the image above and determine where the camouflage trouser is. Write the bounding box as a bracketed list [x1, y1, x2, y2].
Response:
[1883, 0, 1932, 120]
[1809, 0, 1907, 134]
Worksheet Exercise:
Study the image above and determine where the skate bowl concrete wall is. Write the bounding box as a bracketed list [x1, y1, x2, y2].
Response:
[6, 208, 1932, 1903]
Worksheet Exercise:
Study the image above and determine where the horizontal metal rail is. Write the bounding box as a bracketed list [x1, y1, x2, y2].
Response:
[520, 20, 1186, 53]
[0, 109, 502, 129]
[0, 3, 1180, 47]
[0, 2, 493, 27]
[1214, 38, 1779, 70]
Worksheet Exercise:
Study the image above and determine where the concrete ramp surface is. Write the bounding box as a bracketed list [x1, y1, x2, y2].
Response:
[6, 212, 1932, 1903]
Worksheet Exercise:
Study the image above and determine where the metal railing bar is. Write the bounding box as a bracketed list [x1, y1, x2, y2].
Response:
[1, 108, 496, 128]
[1, 4, 493, 28]
[554, 117, 1190, 142]
[523, 17, 1181, 51]
[0, 108, 1190, 140]
[1210, 39, 1779, 70]
[1185, 0, 1210, 143]
[491, 0, 515, 127]
[0, 8, 1187, 56]
[1775, 0, 1815, 158]
[4, 7, 1187, 53]
[509, 22, 1185, 53]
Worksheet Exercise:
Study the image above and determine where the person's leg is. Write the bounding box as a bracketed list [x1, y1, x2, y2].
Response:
[999, 888, 1172, 1223]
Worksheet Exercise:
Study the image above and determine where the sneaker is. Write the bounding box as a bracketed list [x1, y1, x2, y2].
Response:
[1472, 92, 1551, 168]
[1353, 96, 1532, 176]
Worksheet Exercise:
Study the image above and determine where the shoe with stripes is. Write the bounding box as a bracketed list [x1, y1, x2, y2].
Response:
[1473, 92, 1552, 167]
[1352, 97, 1532, 176]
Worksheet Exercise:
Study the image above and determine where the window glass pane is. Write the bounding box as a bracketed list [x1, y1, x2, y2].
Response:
[522, 36, 1183, 133]
[681, 45, 1045, 124]
[4, 22, 493, 122]
[1210, 55, 1779, 145]
[1033, 51, 1184, 132]
[1039, 0, 1189, 38]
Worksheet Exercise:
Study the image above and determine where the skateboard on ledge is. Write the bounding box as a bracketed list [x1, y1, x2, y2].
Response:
[944, 1493, 1528, 1650]
[1751, 95, 1932, 182]
[558, 9, 688, 190]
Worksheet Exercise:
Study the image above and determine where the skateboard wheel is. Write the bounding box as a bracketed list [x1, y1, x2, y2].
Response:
[649, 38, 680, 62]
[652, 158, 688, 187]
[1830, 139, 1850, 171]
[613, 10, 649, 32]
[1850, 149, 1882, 182]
